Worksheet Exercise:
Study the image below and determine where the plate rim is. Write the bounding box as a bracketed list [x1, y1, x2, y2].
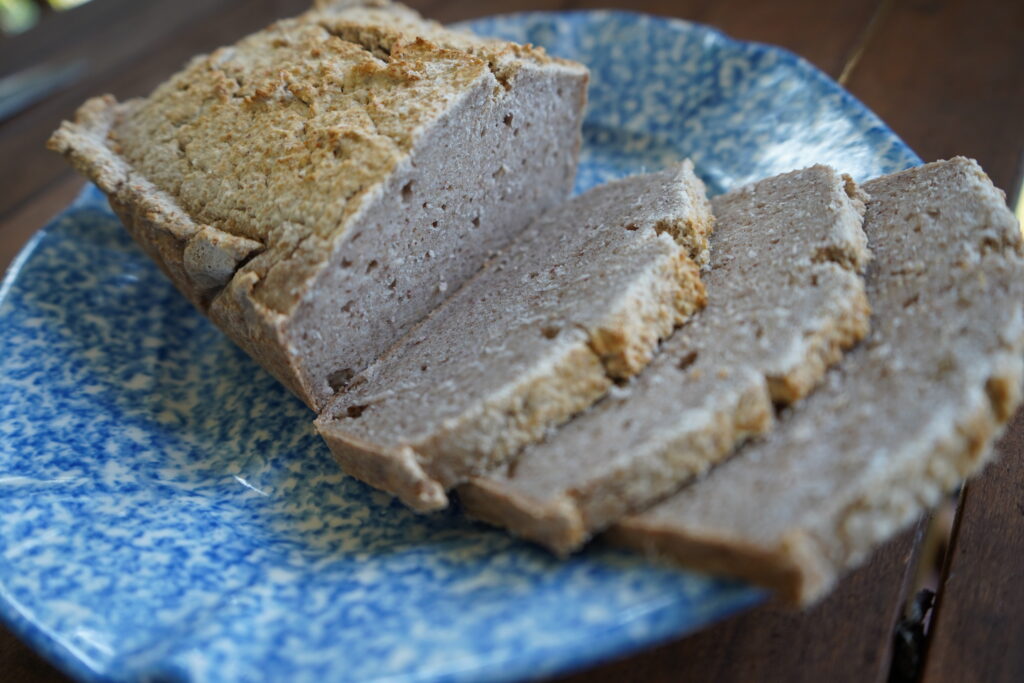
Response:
[0, 9, 919, 683]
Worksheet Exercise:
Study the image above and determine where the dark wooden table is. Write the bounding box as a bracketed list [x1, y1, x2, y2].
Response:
[1, 0, 1022, 681]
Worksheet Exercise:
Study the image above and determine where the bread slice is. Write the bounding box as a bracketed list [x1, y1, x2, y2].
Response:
[610, 158, 1024, 605]
[315, 163, 712, 511]
[47, 0, 589, 411]
[458, 165, 871, 553]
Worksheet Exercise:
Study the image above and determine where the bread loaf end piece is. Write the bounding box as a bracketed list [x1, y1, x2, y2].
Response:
[48, 0, 589, 411]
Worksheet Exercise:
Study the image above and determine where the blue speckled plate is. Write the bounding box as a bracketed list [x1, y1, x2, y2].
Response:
[0, 11, 919, 683]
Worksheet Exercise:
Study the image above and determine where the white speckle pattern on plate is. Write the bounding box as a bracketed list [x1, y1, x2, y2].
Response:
[0, 11, 918, 683]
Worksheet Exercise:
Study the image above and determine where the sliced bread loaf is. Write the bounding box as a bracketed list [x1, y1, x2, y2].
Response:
[47, 0, 589, 411]
[610, 158, 1024, 605]
[315, 163, 712, 511]
[458, 165, 871, 553]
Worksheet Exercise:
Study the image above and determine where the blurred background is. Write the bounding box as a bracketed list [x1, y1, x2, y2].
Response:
[0, 0, 91, 36]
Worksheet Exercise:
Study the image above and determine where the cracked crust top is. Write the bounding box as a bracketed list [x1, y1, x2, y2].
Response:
[47, 0, 586, 316]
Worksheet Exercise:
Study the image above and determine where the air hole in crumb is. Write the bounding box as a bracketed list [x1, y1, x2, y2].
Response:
[341, 258, 353, 268]
[441, 203, 448, 211]
[431, 221, 439, 228]
[541, 325, 560, 339]
[513, 128, 519, 137]
[625, 223, 640, 231]
[492, 166, 506, 179]
[556, 87, 564, 96]
[351, 232, 363, 242]
[904, 294, 919, 308]
[401, 181, 414, 201]
[420, 364, 429, 372]
[345, 404, 368, 419]
[388, 278, 397, 290]
[503, 113, 514, 126]
[678, 350, 698, 371]
[365, 260, 379, 274]
[341, 301, 355, 313]
[327, 368, 354, 391]
[471, 216, 480, 227]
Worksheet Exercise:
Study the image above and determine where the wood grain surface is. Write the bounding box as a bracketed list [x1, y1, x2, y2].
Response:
[1, 0, 1021, 681]
[922, 409, 1024, 683]
[844, 0, 1024, 195]
[556, 523, 927, 683]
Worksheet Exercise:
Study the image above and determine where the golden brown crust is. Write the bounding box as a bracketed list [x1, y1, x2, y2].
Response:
[765, 284, 871, 403]
[47, 95, 316, 400]
[48, 1, 589, 411]
[458, 165, 870, 556]
[821, 353, 1023, 588]
[590, 245, 706, 379]
[605, 519, 832, 605]
[108, 17, 493, 315]
[48, 96, 221, 308]
[317, 341, 613, 512]
[622, 355, 1024, 610]
[315, 166, 711, 511]
[321, 429, 449, 511]
[414, 344, 613, 511]
[611, 159, 1024, 607]
[457, 483, 586, 555]
[310, 0, 580, 72]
